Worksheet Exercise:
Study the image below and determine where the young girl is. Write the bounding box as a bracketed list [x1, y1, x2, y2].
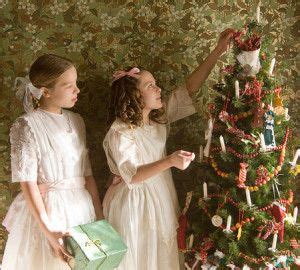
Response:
[2, 54, 103, 270]
[102, 29, 234, 270]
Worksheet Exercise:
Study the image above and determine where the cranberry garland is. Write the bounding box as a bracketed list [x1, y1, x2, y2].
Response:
[208, 128, 289, 191]
[198, 193, 291, 233]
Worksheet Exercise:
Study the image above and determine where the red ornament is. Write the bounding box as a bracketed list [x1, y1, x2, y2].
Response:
[272, 203, 286, 243]
[177, 214, 188, 250]
[237, 162, 248, 188]
[251, 105, 264, 128]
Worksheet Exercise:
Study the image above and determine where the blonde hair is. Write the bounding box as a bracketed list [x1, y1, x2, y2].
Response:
[29, 54, 74, 89]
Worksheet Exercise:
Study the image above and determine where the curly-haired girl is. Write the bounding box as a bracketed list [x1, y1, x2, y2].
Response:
[102, 29, 234, 270]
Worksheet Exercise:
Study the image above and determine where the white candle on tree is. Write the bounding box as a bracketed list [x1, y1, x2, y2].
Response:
[291, 149, 300, 166]
[203, 182, 208, 199]
[219, 135, 226, 153]
[188, 234, 194, 249]
[271, 233, 278, 251]
[199, 145, 204, 162]
[293, 206, 298, 224]
[226, 215, 232, 231]
[245, 188, 252, 207]
[235, 80, 240, 99]
[260, 133, 266, 152]
[256, 3, 261, 23]
[269, 58, 276, 76]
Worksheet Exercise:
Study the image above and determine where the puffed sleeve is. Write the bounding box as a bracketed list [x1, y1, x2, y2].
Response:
[166, 84, 196, 123]
[103, 127, 141, 189]
[10, 117, 38, 182]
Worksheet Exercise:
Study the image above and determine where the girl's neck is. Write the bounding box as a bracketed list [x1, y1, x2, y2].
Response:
[39, 101, 62, 115]
[142, 109, 151, 125]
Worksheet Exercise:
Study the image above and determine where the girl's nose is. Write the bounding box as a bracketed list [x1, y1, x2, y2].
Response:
[156, 86, 161, 93]
[75, 86, 80, 94]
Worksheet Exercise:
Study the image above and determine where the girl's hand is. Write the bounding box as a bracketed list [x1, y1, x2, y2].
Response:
[45, 230, 72, 262]
[215, 28, 235, 55]
[168, 150, 195, 170]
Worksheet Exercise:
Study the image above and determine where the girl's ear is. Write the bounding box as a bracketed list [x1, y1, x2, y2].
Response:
[40, 87, 50, 98]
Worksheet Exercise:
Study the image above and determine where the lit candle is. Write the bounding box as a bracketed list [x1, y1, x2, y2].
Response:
[291, 149, 300, 167]
[219, 135, 226, 153]
[256, 3, 261, 24]
[260, 133, 266, 152]
[226, 215, 232, 231]
[199, 145, 204, 162]
[235, 80, 240, 99]
[271, 233, 278, 251]
[188, 234, 194, 249]
[203, 182, 208, 199]
[293, 206, 298, 224]
[245, 188, 252, 207]
[285, 108, 290, 121]
[268, 58, 276, 76]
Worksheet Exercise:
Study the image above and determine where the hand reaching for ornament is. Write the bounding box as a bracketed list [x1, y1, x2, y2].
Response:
[168, 150, 195, 170]
[215, 28, 235, 55]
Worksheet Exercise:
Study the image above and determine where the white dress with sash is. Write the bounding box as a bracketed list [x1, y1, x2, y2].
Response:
[2, 108, 96, 270]
[102, 85, 196, 270]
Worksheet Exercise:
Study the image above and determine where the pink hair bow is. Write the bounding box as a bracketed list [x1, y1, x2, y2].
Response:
[112, 67, 140, 82]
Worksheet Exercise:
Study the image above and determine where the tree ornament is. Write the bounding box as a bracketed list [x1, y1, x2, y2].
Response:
[273, 87, 285, 115]
[177, 192, 193, 251]
[251, 104, 264, 128]
[263, 106, 276, 149]
[272, 202, 286, 243]
[237, 163, 248, 188]
[211, 215, 223, 227]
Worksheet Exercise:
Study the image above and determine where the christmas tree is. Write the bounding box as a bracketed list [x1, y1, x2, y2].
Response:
[178, 20, 300, 270]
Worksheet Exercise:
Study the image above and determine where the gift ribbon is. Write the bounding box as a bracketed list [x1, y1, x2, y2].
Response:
[68, 225, 108, 268]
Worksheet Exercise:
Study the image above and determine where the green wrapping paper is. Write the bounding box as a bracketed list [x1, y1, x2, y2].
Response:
[66, 220, 127, 270]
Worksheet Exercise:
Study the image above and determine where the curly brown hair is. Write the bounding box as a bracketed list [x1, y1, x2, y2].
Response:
[107, 67, 166, 128]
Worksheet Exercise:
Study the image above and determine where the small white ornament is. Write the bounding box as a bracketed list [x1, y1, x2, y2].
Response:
[242, 265, 251, 270]
[214, 249, 225, 259]
[211, 215, 223, 227]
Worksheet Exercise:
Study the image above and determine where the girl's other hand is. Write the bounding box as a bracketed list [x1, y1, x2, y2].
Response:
[168, 150, 195, 170]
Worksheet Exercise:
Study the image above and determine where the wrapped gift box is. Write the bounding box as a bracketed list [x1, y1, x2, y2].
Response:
[66, 219, 127, 270]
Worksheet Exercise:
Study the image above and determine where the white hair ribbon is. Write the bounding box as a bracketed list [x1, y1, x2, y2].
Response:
[14, 77, 43, 113]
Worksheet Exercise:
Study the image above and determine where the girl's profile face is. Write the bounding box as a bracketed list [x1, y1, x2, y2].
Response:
[43, 66, 80, 109]
[137, 70, 162, 111]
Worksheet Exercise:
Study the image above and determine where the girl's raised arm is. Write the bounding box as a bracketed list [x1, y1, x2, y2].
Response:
[186, 28, 235, 96]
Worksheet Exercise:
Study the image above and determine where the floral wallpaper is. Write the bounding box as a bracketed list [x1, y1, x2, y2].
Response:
[0, 0, 298, 259]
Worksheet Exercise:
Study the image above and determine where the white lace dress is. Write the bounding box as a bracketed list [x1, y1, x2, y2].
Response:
[2, 108, 96, 270]
[102, 85, 196, 270]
